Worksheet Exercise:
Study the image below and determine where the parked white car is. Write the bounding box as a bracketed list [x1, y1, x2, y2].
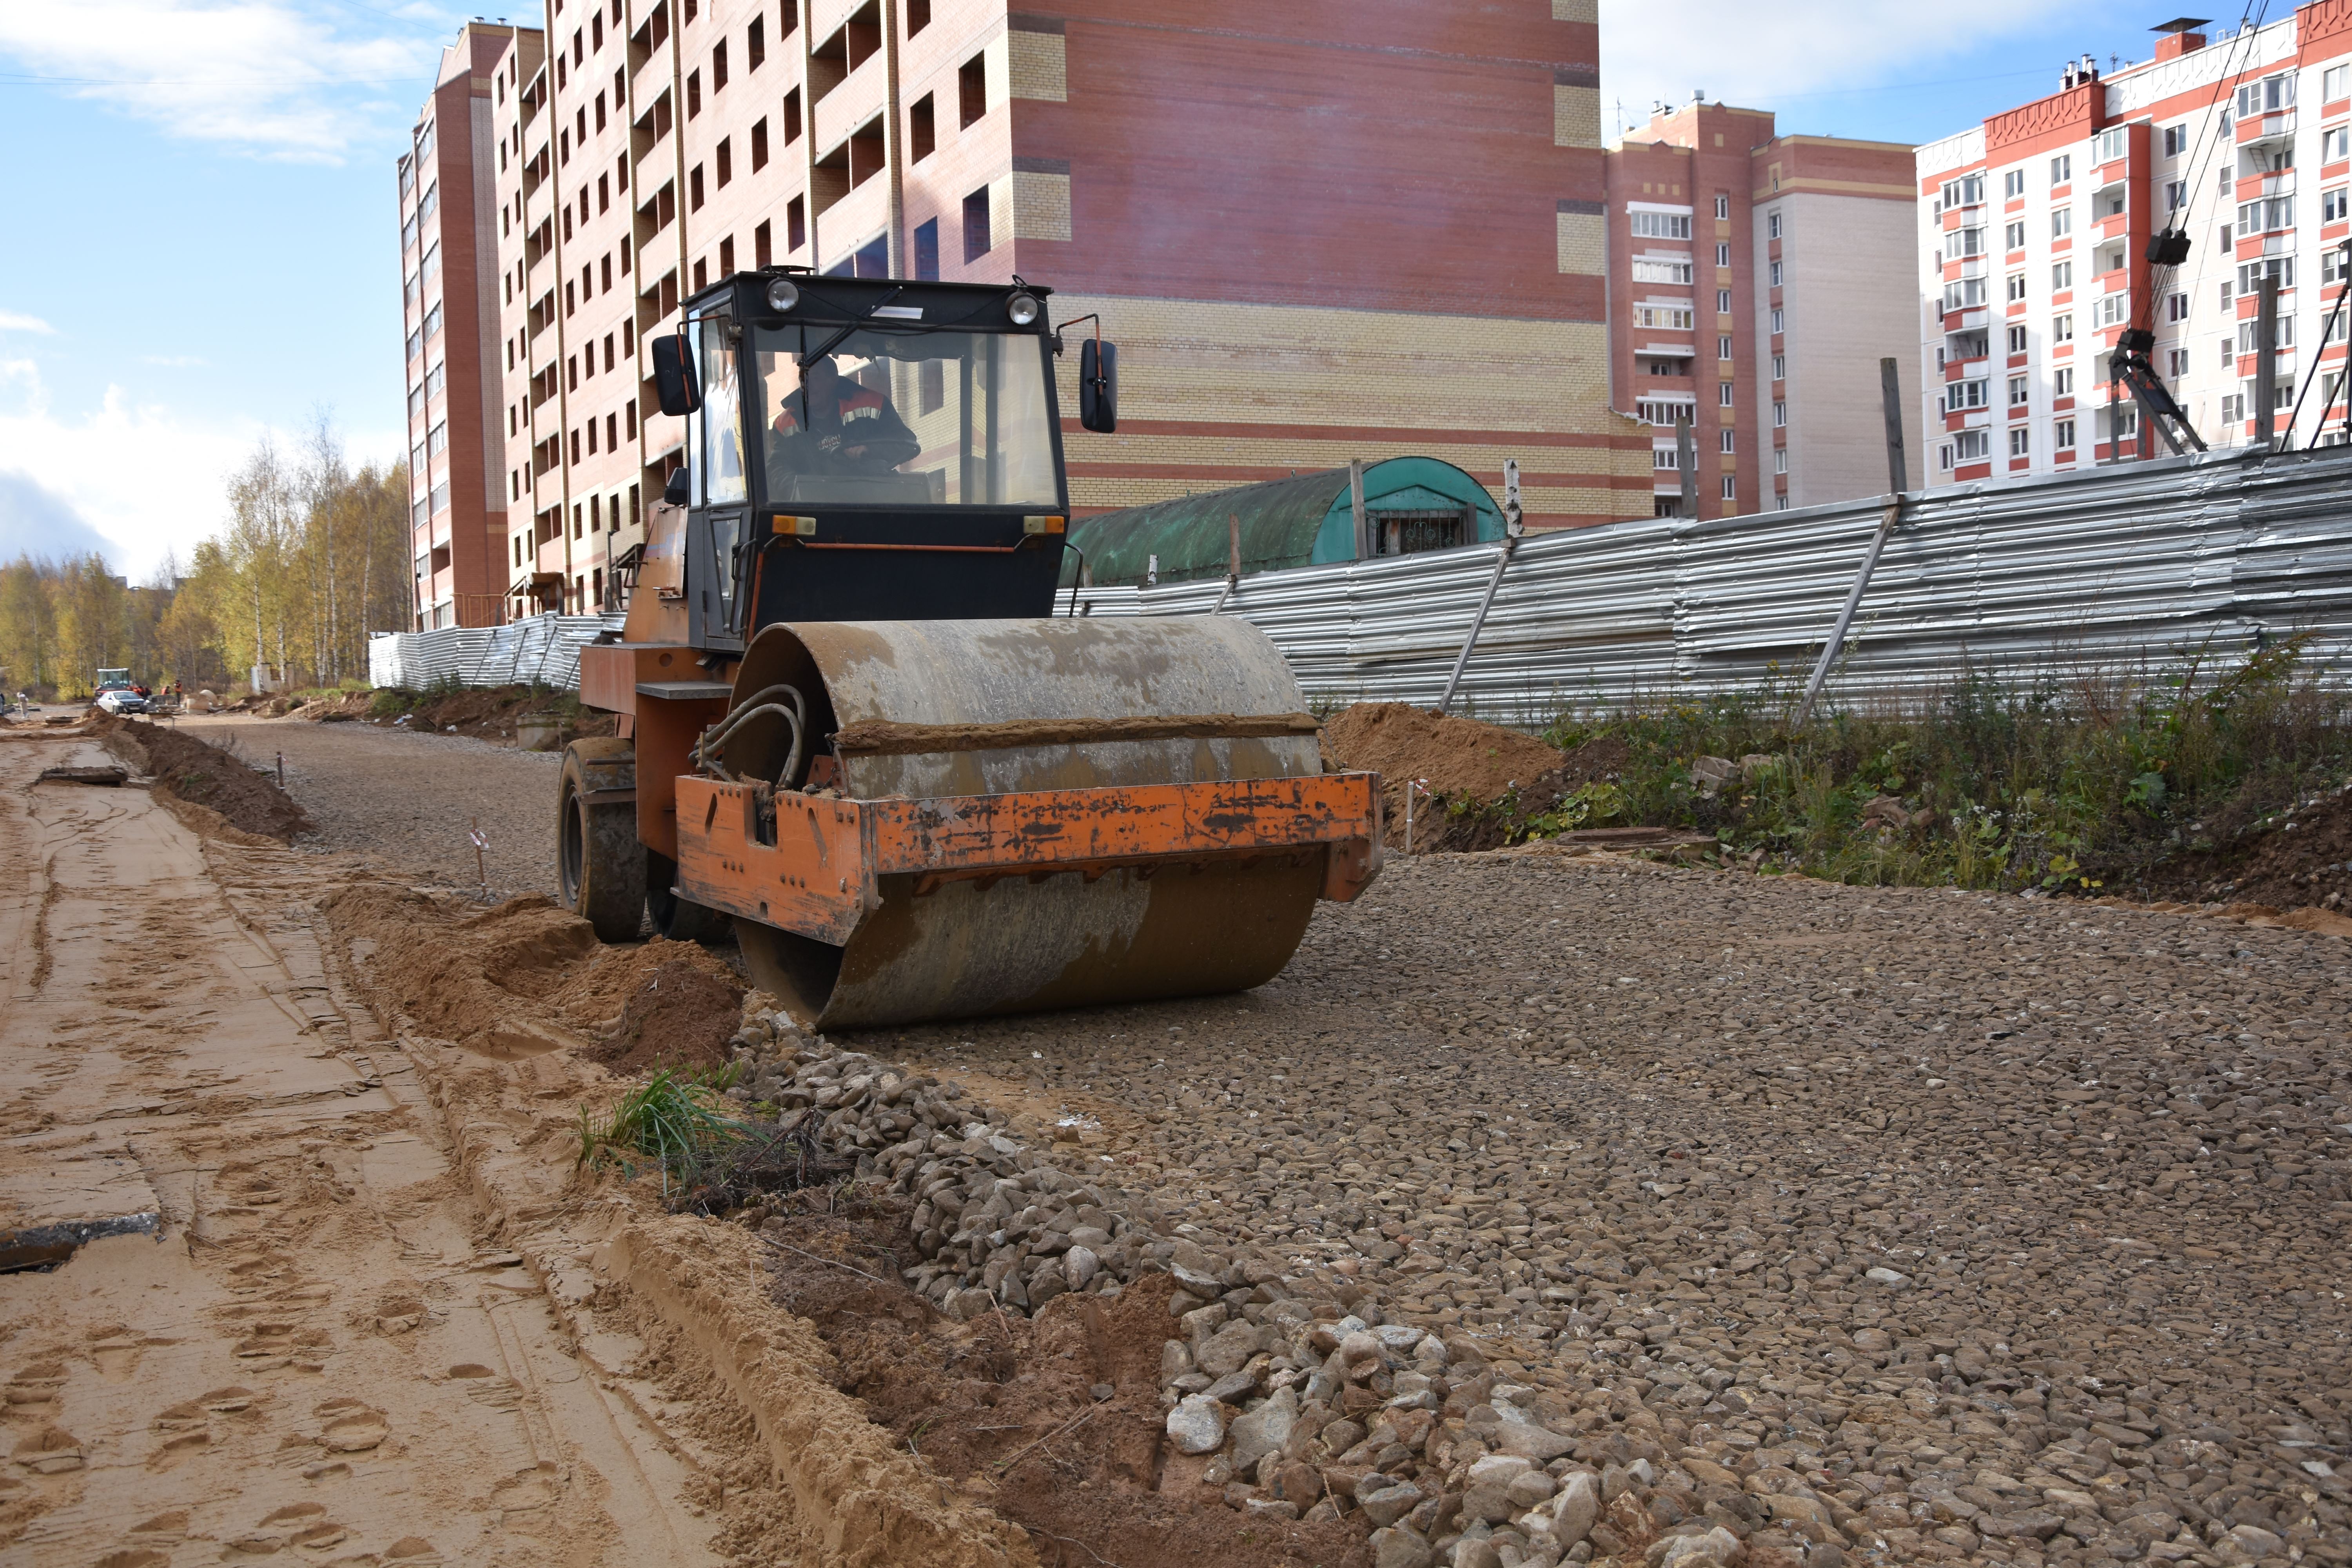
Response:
[94, 688, 149, 715]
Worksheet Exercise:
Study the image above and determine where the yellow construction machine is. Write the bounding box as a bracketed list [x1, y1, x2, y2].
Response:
[563, 269, 1382, 1028]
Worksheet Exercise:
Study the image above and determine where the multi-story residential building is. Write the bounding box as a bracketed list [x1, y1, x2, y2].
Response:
[412, 1, 1660, 617]
[1916, 10, 2352, 488]
[397, 23, 531, 630]
[1606, 100, 1920, 517]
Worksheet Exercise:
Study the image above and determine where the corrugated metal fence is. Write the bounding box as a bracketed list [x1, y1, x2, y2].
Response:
[369, 447, 2352, 720]
[367, 613, 626, 693]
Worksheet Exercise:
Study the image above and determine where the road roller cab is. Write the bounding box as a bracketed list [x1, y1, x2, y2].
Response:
[569, 269, 1381, 1027]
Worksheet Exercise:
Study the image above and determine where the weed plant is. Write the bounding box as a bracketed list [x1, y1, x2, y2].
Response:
[1454, 636, 2352, 893]
[578, 1066, 744, 1194]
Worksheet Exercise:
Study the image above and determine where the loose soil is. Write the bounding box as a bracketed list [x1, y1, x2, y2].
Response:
[1423, 733, 1636, 853]
[337, 683, 619, 744]
[90, 713, 311, 841]
[556, 936, 750, 1034]
[762, 1191, 1369, 1568]
[2110, 782, 2352, 913]
[1321, 703, 1565, 848]
[583, 956, 745, 1073]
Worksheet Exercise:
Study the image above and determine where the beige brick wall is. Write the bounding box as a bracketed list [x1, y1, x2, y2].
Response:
[1551, 0, 1597, 20]
[1044, 291, 1651, 524]
[1011, 170, 1073, 241]
[1554, 85, 1598, 149]
[1555, 211, 1604, 277]
[1007, 29, 1066, 101]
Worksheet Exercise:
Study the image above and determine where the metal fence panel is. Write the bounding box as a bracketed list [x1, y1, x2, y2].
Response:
[368, 448, 2352, 720]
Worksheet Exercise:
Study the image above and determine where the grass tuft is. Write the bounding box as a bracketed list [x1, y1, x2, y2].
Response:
[578, 1066, 744, 1194]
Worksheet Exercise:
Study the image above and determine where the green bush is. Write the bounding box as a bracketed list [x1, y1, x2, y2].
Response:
[368, 688, 416, 717]
[1491, 637, 2352, 892]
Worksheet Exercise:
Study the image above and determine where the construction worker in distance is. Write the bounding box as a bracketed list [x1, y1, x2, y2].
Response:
[771, 355, 920, 475]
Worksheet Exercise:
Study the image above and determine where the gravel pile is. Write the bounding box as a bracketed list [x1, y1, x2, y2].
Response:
[860, 850, 2352, 1568]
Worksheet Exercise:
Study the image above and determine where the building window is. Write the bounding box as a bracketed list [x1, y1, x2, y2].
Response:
[2168, 346, 2190, 377]
[2238, 316, 2297, 353]
[1769, 308, 1784, 334]
[913, 217, 939, 280]
[2238, 258, 2294, 292]
[1940, 174, 1984, 207]
[2237, 196, 2294, 233]
[1947, 379, 1989, 412]
[2327, 188, 2350, 223]
[712, 40, 728, 92]
[784, 87, 802, 142]
[1773, 401, 1787, 427]
[1634, 399, 1693, 425]
[2008, 374, 2029, 406]
[716, 136, 732, 187]
[2221, 392, 2245, 424]
[751, 117, 769, 171]
[2005, 220, 2025, 250]
[1767, 211, 1782, 239]
[2236, 75, 2295, 119]
[2006, 324, 2027, 353]
[1717, 288, 1732, 312]
[1954, 225, 1986, 256]
[2006, 273, 2026, 303]
[1719, 381, 1734, 406]
[2003, 169, 2025, 198]
[687, 68, 701, 117]
[2166, 179, 2187, 213]
[1768, 260, 1783, 287]
[1652, 448, 1683, 470]
[690, 163, 704, 209]
[2327, 64, 2350, 102]
[718, 234, 734, 274]
[959, 52, 987, 127]
[2325, 126, 2351, 163]
[1719, 429, 1735, 453]
[962, 186, 991, 261]
[1716, 241, 1730, 266]
[1713, 193, 1729, 219]
[1627, 209, 1694, 240]
[1631, 256, 1695, 285]
[2052, 260, 2073, 290]
[2093, 125, 2127, 164]
[1938, 443, 1954, 472]
[2055, 418, 2076, 449]
[2009, 426, 2031, 457]
[2054, 367, 2073, 397]
[788, 194, 806, 251]
[1720, 475, 1737, 500]
[1774, 448, 1789, 474]
[2051, 153, 2071, 185]
[1770, 354, 1784, 380]
[2162, 122, 2189, 158]
[2051, 208, 2072, 239]
[1632, 303, 1695, 330]
[907, 0, 930, 34]
[911, 93, 935, 161]
[1954, 429, 1990, 461]
[2053, 313, 2073, 343]
[1717, 333, 1733, 359]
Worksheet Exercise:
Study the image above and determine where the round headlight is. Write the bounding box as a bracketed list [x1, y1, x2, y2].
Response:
[764, 277, 801, 312]
[1006, 291, 1042, 326]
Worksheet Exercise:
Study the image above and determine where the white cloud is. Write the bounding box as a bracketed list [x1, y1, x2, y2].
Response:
[0, 312, 55, 334]
[0, 358, 265, 576]
[1599, 0, 2054, 138]
[0, 0, 443, 162]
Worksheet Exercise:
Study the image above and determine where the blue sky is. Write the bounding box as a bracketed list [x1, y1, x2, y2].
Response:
[0, 1, 2267, 579]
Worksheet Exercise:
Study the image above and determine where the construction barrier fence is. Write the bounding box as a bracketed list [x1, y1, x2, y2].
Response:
[368, 446, 2352, 722]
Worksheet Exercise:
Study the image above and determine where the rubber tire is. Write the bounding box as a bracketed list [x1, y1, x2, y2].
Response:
[558, 740, 646, 942]
[646, 850, 732, 942]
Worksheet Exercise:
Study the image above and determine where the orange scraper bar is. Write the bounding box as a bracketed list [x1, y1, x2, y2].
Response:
[672, 771, 1383, 944]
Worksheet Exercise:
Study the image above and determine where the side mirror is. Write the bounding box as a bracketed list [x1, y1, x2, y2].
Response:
[663, 466, 690, 507]
[1078, 338, 1118, 433]
[652, 332, 701, 416]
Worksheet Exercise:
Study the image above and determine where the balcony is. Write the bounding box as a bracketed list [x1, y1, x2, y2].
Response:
[2239, 109, 2296, 147]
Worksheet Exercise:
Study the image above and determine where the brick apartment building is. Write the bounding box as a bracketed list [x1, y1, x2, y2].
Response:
[1605, 100, 1920, 518]
[1915, 7, 2352, 488]
[402, 1, 1659, 626]
[397, 25, 527, 629]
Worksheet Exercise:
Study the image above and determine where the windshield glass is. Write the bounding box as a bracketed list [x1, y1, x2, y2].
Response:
[749, 325, 1058, 508]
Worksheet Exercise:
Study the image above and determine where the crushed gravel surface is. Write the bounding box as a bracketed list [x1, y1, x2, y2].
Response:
[862, 849, 2352, 1568]
[185, 713, 562, 898]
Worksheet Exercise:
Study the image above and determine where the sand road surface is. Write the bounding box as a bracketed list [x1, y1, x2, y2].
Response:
[0, 730, 718, 1565]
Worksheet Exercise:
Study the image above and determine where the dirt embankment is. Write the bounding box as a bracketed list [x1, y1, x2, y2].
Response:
[318, 684, 619, 744]
[1321, 703, 1632, 852]
[2114, 780, 2352, 914]
[91, 713, 311, 841]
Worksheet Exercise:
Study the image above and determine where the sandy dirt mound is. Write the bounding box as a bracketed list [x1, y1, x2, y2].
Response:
[1426, 732, 1635, 853]
[556, 936, 746, 1029]
[2125, 780, 2352, 914]
[321, 886, 590, 1058]
[91, 714, 311, 840]
[581, 957, 744, 1073]
[356, 683, 618, 743]
[761, 1194, 1368, 1568]
[1322, 703, 1565, 847]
